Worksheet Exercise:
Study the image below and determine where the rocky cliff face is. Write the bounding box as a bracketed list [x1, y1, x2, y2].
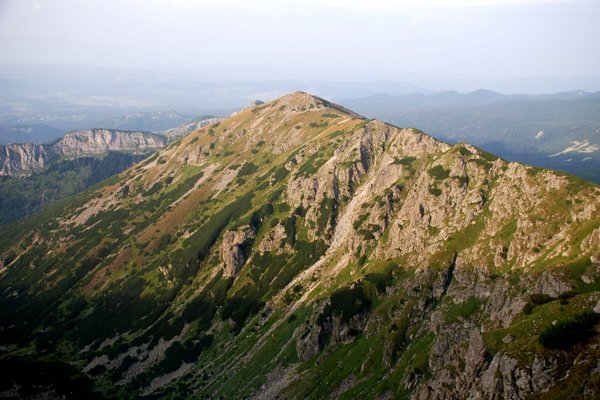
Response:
[54, 129, 167, 157]
[0, 92, 598, 400]
[0, 128, 167, 176]
[222, 225, 255, 278]
[0, 142, 49, 176]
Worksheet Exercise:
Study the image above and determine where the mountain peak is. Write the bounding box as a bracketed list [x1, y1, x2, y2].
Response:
[265, 91, 329, 110]
[1, 90, 599, 400]
[262, 91, 362, 119]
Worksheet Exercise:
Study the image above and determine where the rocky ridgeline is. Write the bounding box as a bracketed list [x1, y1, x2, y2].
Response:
[0, 128, 167, 176]
[0, 92, 599, 399]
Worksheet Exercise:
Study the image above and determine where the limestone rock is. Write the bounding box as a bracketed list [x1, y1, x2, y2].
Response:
[258, 224, 290, 255]
[0, 142, 48, 176]
[0, 129, 166, 176]
[502, 335, 514, 344]
[222, 225, 255, 277]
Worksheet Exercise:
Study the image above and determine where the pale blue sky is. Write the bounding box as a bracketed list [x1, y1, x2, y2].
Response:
[0, 0, 599, 82]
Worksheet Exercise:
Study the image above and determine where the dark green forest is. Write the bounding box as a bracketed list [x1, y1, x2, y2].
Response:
[0, 152, 147, 225]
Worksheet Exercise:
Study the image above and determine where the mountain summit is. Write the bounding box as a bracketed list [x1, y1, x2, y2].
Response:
[1, 92, 599, 399]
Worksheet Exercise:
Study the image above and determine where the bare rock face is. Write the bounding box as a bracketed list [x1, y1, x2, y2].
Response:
[582, 228, 600, 264]
[0, 142, 48, 176]
[54, 129, 166, 157]
[295, 305, 326, 361]
[469, 353, 562, 400]
[520, 269, 573, 298]
[0, 129, 167, 176]
[222, 225, 255, 278]
[258, 224, 290, 255]
[295, 303, 371, 362]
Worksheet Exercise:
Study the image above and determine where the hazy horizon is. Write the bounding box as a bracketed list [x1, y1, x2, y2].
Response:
[1, 0, 599, 88]
[2, 62, 600, 104]
[1, 0, 600, 131]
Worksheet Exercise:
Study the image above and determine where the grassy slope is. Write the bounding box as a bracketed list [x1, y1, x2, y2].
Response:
[0, 93, 599, 399]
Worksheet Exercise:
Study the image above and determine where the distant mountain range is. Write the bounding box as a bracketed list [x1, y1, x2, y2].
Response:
[2, 88, 599, 228]
[0, 124, 64, 145]
[94, 110, 193, 132]
[0, 110, 221, 145]
[341, 89, 600, 114]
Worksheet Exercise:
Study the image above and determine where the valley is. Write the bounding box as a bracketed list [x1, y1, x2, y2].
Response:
[0, 129, 166, 225]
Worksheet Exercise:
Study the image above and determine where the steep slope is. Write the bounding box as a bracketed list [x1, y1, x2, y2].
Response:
[341, 90, 600, 115]
[0, 128, 167, 176]
[0, 92, 599, 400]
[0, 152, 149, 226]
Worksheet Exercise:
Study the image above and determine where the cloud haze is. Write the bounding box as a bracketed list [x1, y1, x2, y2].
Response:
[0, 0, 598, 82]
[311, 0, 578, 8]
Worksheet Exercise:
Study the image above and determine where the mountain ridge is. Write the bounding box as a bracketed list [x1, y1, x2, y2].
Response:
[0, 91, 599, 399]
[0, 128, 166, 176]
[342, 89, 600, 111]
[340, 91, 600, 184]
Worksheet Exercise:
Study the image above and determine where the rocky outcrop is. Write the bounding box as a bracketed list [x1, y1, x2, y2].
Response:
[0, 142, 49, 176]
[258, 224, 290, 255]
[54, 129, 166, 157]
[296, 303, 371, 361]
[222, 226, 255, 278]
[0, 129, 166, 176]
